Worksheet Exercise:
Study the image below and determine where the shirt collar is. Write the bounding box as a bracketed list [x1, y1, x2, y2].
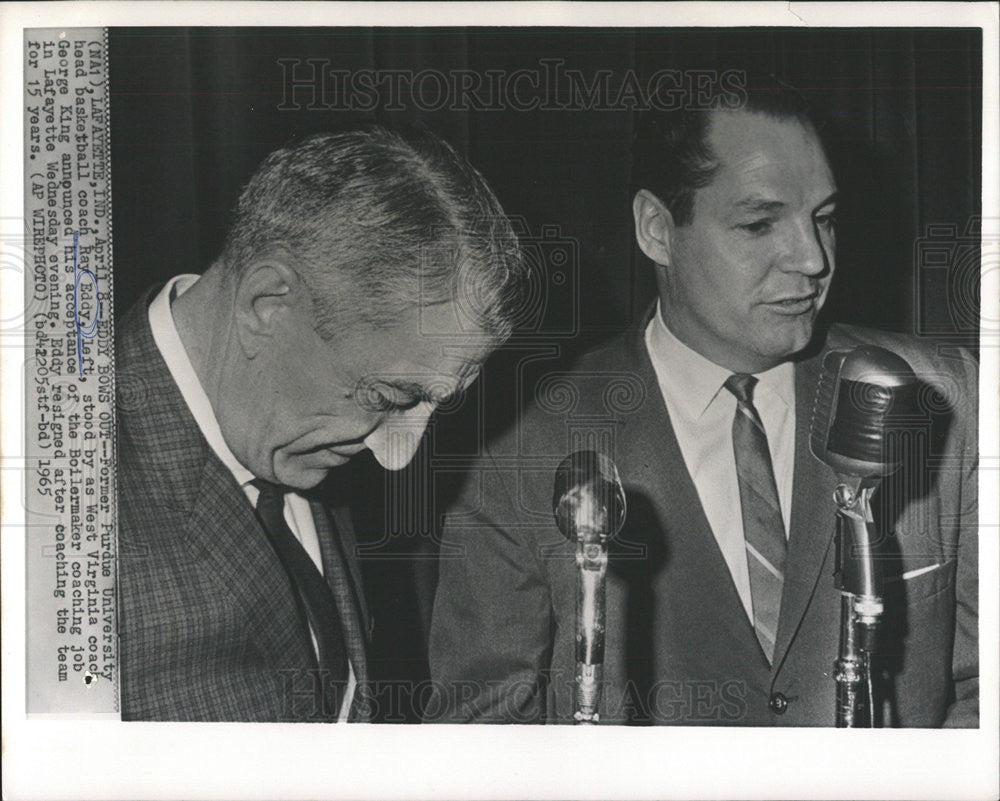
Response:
[148, 274, 256, 488]
[645, 300, 795, 419]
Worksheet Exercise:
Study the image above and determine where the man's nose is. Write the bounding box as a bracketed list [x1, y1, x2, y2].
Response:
[364, 402, 435, 471]
[781, 219, 829, 276]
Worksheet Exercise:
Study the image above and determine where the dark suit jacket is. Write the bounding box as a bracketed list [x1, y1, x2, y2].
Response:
[116, 287, 373, 721]
[427, 318, 978, 726]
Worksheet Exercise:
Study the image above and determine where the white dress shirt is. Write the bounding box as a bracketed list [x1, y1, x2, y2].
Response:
[644, 301, 795, 622]
[148, 274, 355, 718]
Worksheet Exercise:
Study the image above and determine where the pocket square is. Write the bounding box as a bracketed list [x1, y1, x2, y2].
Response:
[901, 563, 943, 581]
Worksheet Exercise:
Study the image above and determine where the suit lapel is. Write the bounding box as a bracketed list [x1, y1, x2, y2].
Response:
[772, 343, 840, 670]
[186, 458, 313, 665]
[616, 329, 763, 651]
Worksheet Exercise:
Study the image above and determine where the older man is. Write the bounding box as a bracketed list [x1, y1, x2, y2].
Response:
[427, 79, 978, 726]
[115, 124, 523, 721]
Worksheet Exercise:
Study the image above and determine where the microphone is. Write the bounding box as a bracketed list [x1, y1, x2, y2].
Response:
[810, 345, 920, 479]
[809, 345, 919, 727]
[553, 450, 626, 724]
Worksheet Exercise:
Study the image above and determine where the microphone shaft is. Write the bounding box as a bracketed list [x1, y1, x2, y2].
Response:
[574, 539, 608, 723]
[835, 594, 870, 727]
[833, 481, 883, 727]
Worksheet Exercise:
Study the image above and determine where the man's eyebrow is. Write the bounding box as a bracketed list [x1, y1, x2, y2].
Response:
[379, 360, 483, 403]
[382, 379, 462, 404]
[814, 190, 838, 210]
[382, 380, 430, 400]
[730, 197, 786, 214]
[729, 191, 838, 215]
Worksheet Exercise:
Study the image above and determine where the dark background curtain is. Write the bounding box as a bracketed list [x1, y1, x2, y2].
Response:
[109, 27, 982, 721]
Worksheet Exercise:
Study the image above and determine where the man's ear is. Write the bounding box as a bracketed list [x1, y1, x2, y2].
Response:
[233, 251, 302, 358]
[632, 189, 676, 268]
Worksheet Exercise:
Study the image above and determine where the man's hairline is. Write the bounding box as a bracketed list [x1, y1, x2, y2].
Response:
[642, 107, 828, 229]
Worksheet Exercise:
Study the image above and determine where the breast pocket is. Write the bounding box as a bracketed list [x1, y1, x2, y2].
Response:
[878, 558, 957, 669]
[895, 559, 958, 603]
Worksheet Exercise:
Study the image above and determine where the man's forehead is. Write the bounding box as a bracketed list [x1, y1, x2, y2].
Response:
[706, 110, 835, 204]
[408, 322, 495, 363]
[376, 354, 484, 401]
[708, 108, 819, 151]
[379, 328, 489, 379]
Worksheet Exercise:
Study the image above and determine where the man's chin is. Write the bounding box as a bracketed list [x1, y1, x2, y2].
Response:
[753, 320, 819, 367]
[782, 308, 820, 342]
[273, 460, 341, 491]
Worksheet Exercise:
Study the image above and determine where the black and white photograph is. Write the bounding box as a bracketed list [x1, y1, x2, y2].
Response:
[2, 3, 998, 799]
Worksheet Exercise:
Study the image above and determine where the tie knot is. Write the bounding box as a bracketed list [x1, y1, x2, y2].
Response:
[724, 373, 758, 405]
[250, 478, 285, 506]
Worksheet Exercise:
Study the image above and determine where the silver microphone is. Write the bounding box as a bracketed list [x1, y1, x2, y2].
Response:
[809, 345, 919, 726]
[553, 450, 626, 724]
[810, 345, 919, 479]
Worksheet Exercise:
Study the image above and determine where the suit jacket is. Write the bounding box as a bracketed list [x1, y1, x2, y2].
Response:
[427, 316, 978, 726]
[116, 287, 372, 721]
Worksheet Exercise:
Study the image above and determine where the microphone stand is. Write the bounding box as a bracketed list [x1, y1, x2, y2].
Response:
[573, 528, 608, 724]
[832, 477, 883, 728]
[552, 449, 625, 726]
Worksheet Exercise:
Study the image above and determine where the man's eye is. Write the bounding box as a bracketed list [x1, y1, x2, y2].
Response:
[816, 213, 837, 229]
[390, 396, 423, 412]
[361, 388, 394, 412]
[358, 383, 404, 413]
[740, 219, 773, 235]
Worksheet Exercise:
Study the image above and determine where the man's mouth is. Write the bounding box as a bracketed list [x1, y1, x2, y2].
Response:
[766, 293, 818, 315]
[296, 444, 366, 466]
[326, 445, 366, 459]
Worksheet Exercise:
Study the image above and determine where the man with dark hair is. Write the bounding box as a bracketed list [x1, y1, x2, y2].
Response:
[116, 124, 523, 721]
[427, 77, 978, 725]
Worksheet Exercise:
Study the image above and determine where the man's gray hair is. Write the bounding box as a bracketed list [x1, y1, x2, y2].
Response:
[222, 123, 525, 341]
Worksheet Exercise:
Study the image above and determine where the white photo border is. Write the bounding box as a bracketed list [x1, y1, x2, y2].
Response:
[2, 3, 997, 799]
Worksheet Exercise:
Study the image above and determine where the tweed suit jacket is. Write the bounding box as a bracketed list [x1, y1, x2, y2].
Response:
[116, 287, 372, 721]
[427, 314, 978, 726]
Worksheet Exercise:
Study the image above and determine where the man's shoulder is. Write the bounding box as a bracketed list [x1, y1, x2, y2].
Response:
[114, 283, 210, 499]
[481, 328, 649, 457]
[823, 323, 978, 393]
[115, 285, 163, 370]
[825, 322, 955, 361]
[115, 283, 189, 433]
[545, 330, 648, 409]
[534, 325, 646, 390]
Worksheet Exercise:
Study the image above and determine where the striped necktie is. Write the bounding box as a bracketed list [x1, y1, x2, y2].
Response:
[724, 374, 786, 664]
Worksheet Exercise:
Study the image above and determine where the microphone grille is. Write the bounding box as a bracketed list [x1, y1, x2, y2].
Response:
[552, 449, 626, 542]
[811, 346, 920, 477]
[809, 350, 845, 466]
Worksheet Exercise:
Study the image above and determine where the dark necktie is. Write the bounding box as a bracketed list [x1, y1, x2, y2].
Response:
[251, 480, 348, 713]
[724, 374, 786, 664]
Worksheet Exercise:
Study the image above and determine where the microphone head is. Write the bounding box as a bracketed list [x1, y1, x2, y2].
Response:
[810, 345, 920, 477]
[552, 450, 626, 544]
